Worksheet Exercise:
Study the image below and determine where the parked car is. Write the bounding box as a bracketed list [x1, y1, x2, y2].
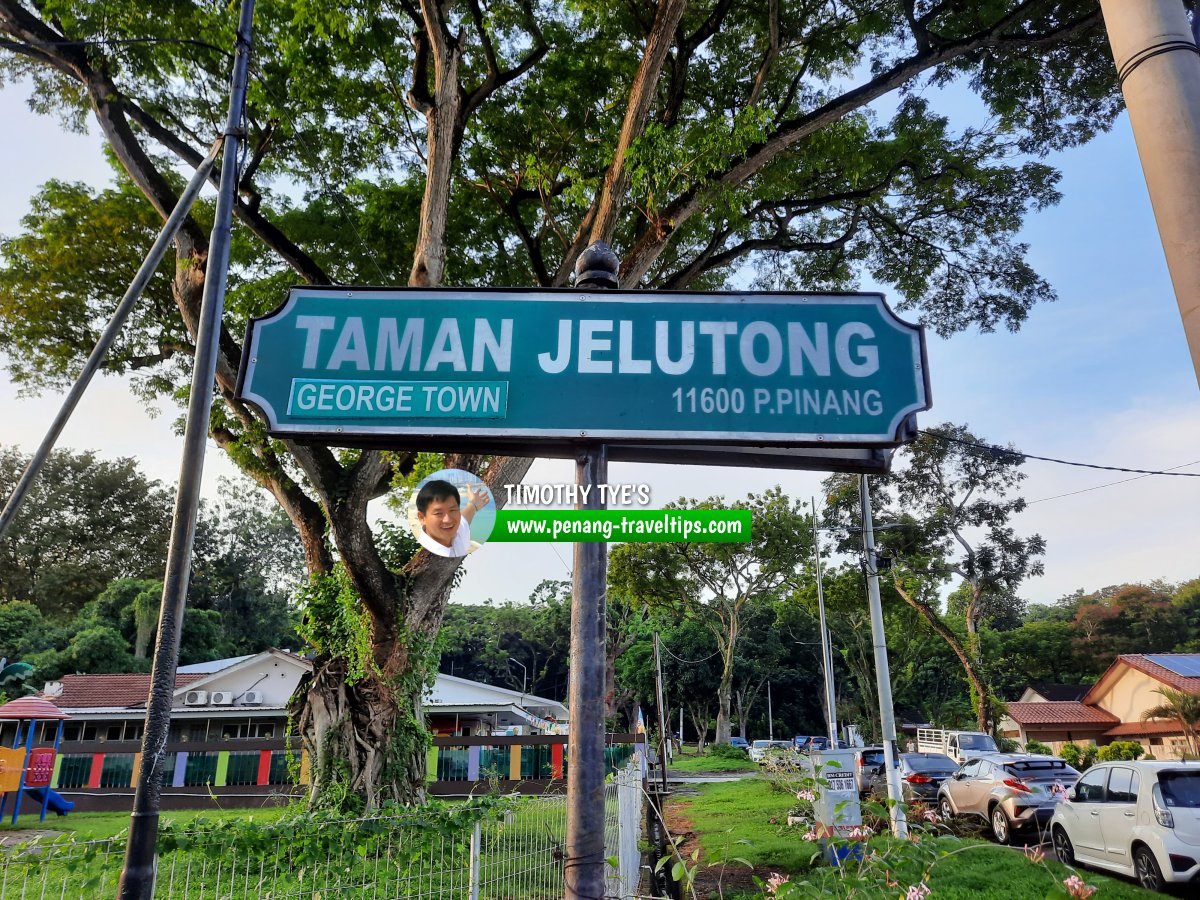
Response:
[853, 746, 885, 796]
[748, 739, 794, 763]
[867, 752, 959, 804]
[1050, 761, 1200, 892]
[795, 735, 849, 753]
[937, 753, 1078, 844]
[729, 737, 749, 751]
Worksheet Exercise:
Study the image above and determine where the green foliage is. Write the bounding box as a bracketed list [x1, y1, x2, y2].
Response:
[295, 566, 373, 685]
[1059, 741, 1099, 771]
[706, 743, 750, 760]
[994, 735, 1018, 753]
[1024, 740, 1053, 755]
[1097, 740, 1145, 762]
[0, 446, 171, 619]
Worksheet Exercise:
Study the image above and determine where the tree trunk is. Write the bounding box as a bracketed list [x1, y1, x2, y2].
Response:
[292, 656, 427, 807]
[893, 577, 993, 733]
[689, 702, 711, 753]
[715, 643, 735, 744]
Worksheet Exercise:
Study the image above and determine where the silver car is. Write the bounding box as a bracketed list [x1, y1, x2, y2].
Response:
[937, 753, 1078, 844]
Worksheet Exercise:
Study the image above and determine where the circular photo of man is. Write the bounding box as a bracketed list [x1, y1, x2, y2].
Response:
[408, 469, 495, 558]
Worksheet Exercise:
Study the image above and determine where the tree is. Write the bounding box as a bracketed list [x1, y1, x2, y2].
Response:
[825, 423, 1045, 733]
[0, 446, 171, 619]
[1142, 687, 1200, 758]
[0, 0, 1122, 803]
[610, 489, 810, 743]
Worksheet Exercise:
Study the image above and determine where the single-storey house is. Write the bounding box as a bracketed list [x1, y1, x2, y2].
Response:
[0, 651, 571, 811]
[1000, 654, 1200, 759]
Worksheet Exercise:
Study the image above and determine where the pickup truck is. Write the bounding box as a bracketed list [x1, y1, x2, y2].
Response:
[915, 728, 997, 763]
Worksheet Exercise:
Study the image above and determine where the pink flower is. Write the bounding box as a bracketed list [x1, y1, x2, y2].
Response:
[765, 872, 790, 895]
[1023, 844, 1045, 864]
[904, 883, 931, 900]
[921, 809, 941, 824]
[802, 830, 818, 841]
[796, 789, 816, 802]
[1063, 875, 1097, 899]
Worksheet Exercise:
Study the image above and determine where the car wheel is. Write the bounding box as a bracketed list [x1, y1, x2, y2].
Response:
[938, 794, 955, 821]
[1134, 845, 1165, 892]
[1051, 826, 1075, 867]
[990, 806, 1011, 845]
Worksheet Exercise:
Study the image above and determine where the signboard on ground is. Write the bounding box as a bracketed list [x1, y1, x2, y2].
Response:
[237, 288, 930, 450]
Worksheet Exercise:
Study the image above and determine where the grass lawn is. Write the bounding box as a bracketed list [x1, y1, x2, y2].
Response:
[667, 744, 758, 775]
[671, 778, 1158, 899]
[0, 804, 290, 842]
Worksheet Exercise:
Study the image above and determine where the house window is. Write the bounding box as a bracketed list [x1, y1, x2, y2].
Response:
[1151, 737, 1163, 746]
[250, 722, 276, 739]
[225, 752, 259, 785]
[171, 721, 208, 743]
[124, 723, 143, 743]
[220, 722, 247, 740]
[105, 725, 123, 743]
[99, 754, 135, 789]
[268, 751, 293, 785]
[81, 725, 96, 742]
[182, 752, 219, 786]
[62, 724, 80, 742]
[39, 722, 58, 742]
[56, 755, 91, 789]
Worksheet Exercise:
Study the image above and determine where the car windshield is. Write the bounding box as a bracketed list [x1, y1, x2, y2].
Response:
[752, 741, 771, 749]
[862, 750, 884, 766]
[957, 735, 994, 750]
[770, 741, 793, 750]
[1159, 772, 1200, 808]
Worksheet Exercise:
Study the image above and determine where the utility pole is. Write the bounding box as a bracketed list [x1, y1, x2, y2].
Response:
[767, 681, 774, 741]
[564, 242, 618, 900]
[812, 498, 837, 744]
[859, 475, 907, 839]
[653, 634, 670, 789]
[116, 2, 256, 896]
[1099, 0, 1200, 386]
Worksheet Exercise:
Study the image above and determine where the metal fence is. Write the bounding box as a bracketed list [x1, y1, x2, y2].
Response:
[0, 761, 646, 899]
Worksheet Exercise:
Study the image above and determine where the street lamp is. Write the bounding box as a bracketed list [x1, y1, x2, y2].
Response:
[508, 657, 527, 697]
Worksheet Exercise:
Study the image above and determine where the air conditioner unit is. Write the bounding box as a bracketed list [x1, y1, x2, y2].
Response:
[184, 690, 208, 706]
[209, 691, 234, 706]
[241, 690, 263, 706]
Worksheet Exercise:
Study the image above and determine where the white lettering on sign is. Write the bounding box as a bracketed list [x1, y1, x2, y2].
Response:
[535, 319, 880, 379]
[297, 317, 513, 374]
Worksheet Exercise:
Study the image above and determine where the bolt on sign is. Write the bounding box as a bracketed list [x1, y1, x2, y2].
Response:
[236, 289, 930, 450]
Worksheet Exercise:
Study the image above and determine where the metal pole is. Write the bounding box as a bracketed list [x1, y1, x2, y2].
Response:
[0, 139, 222, 541]
[767, 681, 773, 742]
[564, 241, 617, 900]
[653, 633, 670, 789]
[859, 475, 907, 839]
[117, 2, 255, 896]
[1099, 0, 1200, 386]
[812, 498, 837, 744]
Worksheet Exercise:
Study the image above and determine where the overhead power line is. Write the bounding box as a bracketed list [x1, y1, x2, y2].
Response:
[922, 430, 1200, 478]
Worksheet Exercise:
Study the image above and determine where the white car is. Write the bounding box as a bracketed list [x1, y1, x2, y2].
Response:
[748, 739, 793, 763]
[1049, 760, 1200, 891]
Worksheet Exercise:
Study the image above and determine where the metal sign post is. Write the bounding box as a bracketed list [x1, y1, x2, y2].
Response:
[859, 474, 907, 839]
[564, 242, 617, 900]
[117, 1, 256, 896]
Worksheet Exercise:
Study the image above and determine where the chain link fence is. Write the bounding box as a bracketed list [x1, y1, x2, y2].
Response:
[0, 760, 647, 899]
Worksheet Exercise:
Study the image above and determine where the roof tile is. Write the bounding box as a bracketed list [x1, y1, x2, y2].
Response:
[1005, 701, 1119, 726]
[41, 673, 204, 710]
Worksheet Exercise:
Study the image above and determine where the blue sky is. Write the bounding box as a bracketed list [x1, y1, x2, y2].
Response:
[0, 82, 1196, 609]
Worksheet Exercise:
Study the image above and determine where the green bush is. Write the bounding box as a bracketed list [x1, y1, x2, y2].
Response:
[995, 735, 1018, 753]
[1097, 740, 1145, 762]
[1024, 740, 1052, 755]
[1059, 741, 1099, 769]
[706, 743, 748, 760]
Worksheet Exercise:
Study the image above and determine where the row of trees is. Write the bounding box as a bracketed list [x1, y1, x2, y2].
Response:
[0, 446, 305, 680]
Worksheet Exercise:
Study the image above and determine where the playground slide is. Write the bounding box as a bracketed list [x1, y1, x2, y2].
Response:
[24, 787, 74, 816]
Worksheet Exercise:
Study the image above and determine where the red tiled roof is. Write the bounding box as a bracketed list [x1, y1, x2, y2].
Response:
[1005, 701, 1119, 726]
[42, 673, 204, 709]
[1105, 720, 1187, 738]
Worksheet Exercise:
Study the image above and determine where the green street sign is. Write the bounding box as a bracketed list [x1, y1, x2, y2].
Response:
[236, 288, 930, 447]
